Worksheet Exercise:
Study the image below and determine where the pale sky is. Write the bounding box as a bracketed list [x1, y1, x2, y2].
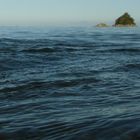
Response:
[0, 0, 139, 25]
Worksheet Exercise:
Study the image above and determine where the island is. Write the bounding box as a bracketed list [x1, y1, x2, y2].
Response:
[114, 12, 136, 27]
[96, 23, 109, 27]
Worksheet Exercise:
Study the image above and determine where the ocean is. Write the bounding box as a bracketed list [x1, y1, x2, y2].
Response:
[0, 26, 140, 140]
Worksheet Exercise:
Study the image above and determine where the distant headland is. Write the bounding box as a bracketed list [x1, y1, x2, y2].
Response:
[96, 12, 136, 27]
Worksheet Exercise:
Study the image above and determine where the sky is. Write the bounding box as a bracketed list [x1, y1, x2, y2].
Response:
[0, 0, 139, 26]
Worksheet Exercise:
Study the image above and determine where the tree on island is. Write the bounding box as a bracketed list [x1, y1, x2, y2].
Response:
[115, 12, 136, 26]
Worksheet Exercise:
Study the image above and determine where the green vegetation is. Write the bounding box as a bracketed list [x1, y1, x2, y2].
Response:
[115, 13, 136, 26]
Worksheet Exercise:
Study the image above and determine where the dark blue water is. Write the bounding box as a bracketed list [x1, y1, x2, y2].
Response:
[0, 26, 140, 140]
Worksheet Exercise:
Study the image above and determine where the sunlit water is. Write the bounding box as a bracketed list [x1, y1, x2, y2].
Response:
[0, 26, 140, 140]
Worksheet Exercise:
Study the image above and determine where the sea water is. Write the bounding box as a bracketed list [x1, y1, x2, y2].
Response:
[0, 26, 140, 140]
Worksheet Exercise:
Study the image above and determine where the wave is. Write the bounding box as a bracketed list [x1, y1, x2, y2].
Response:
[98, 48, 140, 53]
[0, 38, 97, 54]
[0, 81, 46, 93]
[22, 46, 86, 53]
[0, 121, 78, 140]
[0, 77, 100, 93]
[50, 77, 100, 88]
[1, 117, 139, 140]
[23, 47, 57, 53]
[123, 63, 140, 70]
[114, 63, 140, 72]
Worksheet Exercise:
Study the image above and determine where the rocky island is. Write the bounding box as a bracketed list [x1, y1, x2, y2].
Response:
[96, 23, 109, 27]
[114, 12, 136, 27]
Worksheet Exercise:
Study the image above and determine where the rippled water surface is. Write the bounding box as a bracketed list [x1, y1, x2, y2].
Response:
[0, 26, 140, 140]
